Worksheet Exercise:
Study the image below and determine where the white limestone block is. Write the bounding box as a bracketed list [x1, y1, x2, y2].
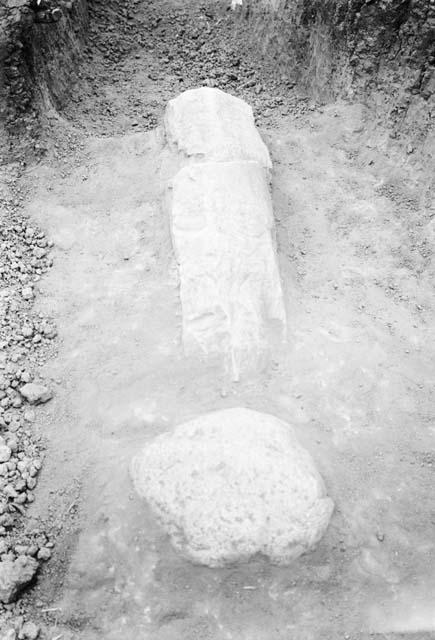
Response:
[164, 87, 272, 169]
[169, 160, 285, 379]
[131, 408, 334, 567]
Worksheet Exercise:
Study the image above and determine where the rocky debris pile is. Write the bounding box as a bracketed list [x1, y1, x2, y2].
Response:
[0, 165, 57, 633]
[131, 408, 334, 567]
[143, 3, 297, 117]
[61, 0, 311, 136]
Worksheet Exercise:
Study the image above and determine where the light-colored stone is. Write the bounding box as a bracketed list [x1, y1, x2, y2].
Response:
[164, 87, 272, 169]
[165, 88, 285, 378]
[0, 445, 11, 463]
[131, 408, 334, 568]
[20, 622, 40, 640]
[21, 287, 34, 301]
[170, 161, 285, 379]
[19, 383, 52, 405]
[0, 556, 39, 604]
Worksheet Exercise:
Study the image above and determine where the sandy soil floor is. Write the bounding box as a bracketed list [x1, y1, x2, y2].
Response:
[18, 97, 434, 639]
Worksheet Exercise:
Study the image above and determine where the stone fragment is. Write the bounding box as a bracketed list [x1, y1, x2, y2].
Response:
[0, 445, 11, 463]
[131, 408, 334, 567]
[21, 325, 34, 338]
[21, 287, 34, 301]
[164, 87, 272, 168]
[23, 409, 35, 422]
[19, 383, 52, 405]
[169, 161, 285, 379]
[20, 622, 40, 640]
[36, 547, 51, 561]
[0, 556, 39, 603]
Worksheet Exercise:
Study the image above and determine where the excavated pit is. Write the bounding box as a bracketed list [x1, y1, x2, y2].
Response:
[0, 1, 434, 639]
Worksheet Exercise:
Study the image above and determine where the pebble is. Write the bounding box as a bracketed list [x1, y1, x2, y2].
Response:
[0, 183, 56, 623]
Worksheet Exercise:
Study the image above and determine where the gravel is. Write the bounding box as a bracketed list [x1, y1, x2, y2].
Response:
[0, 164, 58, 632]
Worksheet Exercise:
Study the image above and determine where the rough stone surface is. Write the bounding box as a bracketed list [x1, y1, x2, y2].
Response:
[131, 408, 334, 567]
[164, 87, 272, 168]
[0, 556, 39, 603]
[170, 160, 285, 379]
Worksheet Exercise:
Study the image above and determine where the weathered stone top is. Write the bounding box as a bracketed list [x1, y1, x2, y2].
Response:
[131, 408, 334, 567]
[164, 86, 272, 169]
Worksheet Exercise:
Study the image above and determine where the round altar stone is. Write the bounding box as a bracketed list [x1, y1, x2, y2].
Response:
[131, 408, 334, 567]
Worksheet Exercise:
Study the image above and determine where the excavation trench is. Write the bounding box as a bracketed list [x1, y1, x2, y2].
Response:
[0, 0, 434, 638]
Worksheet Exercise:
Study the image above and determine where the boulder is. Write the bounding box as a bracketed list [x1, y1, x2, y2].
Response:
[169, 161, 285, 380]
[164, 87, 272, 169]
[0, 556, 39, 603]
[131, 408, 334, 567]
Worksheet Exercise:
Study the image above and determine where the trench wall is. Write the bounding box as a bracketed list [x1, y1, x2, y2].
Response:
[235, 0, 434, 159]
[0, 0, 88, 160]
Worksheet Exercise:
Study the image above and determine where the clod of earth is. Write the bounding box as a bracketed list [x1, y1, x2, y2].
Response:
[0, 555, 39, 604]
[131, 407, 334, 567]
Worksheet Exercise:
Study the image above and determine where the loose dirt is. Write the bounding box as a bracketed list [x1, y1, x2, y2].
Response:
[1, 0, 434, 639]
